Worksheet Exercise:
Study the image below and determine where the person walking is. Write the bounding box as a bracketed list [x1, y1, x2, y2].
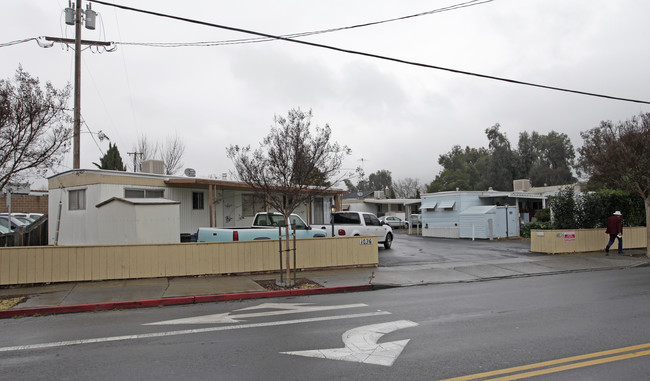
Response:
[605, 211, 623, 255]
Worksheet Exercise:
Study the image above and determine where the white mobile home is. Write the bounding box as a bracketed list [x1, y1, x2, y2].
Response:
[420, 188, 543, 239]
[48, 169, 343, 246]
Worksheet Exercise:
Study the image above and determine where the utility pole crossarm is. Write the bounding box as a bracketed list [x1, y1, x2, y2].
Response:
[44, 36, 112, 46]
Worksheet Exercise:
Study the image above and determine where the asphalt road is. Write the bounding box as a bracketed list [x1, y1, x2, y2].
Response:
[379, 231, 537, 266]
[2, 266, 650, 380]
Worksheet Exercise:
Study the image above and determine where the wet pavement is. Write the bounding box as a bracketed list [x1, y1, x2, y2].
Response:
[1, 235, 648, 318]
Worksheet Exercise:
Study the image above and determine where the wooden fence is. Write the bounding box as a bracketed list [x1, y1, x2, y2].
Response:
[0, 236, 378, 286]
[531, 227, 647, 254]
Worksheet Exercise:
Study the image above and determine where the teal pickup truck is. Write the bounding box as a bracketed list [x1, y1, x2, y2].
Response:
[196, 212, 327, 242]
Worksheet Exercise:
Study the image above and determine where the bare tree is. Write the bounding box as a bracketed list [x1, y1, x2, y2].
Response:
[132, 133, 185, 175]
[578, 113, 650, 257]
[162, 133, 185, 175]
[0, 66, 72, 191]
[137, 134, 158, 161]
[227, 108, 350, 283]
[393, 177, 424, 198]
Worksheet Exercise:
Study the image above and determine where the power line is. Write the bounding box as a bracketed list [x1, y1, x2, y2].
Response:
[89, 0, 650, 105]
[2, 1, 492, 50]
[82, 117, 105, 156]
[0, 38, 37, 48]
[116, 0, 493, 48]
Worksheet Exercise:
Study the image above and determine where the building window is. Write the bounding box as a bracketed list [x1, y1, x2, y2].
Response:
[192, 192, 204, 210]
[242, 194, 264, 217]
[69, 189, 86, 210]
[124, 188, 164, 198]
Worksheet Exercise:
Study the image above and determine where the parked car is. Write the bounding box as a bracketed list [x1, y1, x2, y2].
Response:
[317, 211, 393, 249]
[379, 215, 408, 229]
[0, 215, 28, 231]
[14, 216, 33, 225]
[0, 213, 44, 224]
[410, 214, 422, 228]
[0, 224, 10, 234]
[197, 212, 326, 242]
[22, 213, 44, 222]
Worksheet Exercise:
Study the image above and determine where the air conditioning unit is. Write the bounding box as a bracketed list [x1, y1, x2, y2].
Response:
[141, 160, 164, 175]
[513, 179, 531, 192]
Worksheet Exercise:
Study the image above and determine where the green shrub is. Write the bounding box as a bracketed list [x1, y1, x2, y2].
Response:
[549, 187, 645, 229]
[535, 208, 551, 222]
[521, 221, 552, 238]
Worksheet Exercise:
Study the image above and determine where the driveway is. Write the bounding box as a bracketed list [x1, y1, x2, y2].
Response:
[379, 231, 539, 267]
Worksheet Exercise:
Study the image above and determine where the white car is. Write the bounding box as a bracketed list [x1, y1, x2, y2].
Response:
[379, 215, 408, 229]
[0, 215, 28, 231]
[320, 211, 394, 249]
[0, 212, 43, 222]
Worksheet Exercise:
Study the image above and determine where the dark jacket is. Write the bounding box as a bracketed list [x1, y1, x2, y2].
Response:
[606, 215, 622, 235]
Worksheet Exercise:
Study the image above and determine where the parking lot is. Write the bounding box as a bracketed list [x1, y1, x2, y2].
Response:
[379, 230, 537, 267]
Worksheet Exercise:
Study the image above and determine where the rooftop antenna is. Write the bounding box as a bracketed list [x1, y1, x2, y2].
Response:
[358, 157, 369, 170]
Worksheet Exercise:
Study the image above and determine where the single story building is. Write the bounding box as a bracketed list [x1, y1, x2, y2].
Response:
[48, 168, 344, 246]
[342, 190, 420, 221]
[420, 180, 549, 239]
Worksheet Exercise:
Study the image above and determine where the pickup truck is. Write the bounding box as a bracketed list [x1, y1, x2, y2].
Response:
[317, 211, 393, 249]
[196, 212, 326, 242]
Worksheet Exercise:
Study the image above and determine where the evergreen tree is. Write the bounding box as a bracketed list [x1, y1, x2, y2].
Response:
[94, 143, 126, 171]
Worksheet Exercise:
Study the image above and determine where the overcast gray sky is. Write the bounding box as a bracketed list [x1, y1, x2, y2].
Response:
[3, 0, 649, 189]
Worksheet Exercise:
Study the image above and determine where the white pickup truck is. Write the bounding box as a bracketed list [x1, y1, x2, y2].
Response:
[317, 211, 393, 249]
[197, 212, 326, 242]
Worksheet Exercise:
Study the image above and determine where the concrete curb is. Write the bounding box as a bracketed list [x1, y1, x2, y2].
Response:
[373, 263, 647, 289]
[0, 285, 373, 319]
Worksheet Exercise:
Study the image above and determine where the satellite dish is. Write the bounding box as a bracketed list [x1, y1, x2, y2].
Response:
[184, 168, 196, 177]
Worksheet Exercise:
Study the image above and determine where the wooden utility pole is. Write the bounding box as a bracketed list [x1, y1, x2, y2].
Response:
[73, 0, 82, 169]
[127, 152, 143, 172]
[45, 0, 111, 169]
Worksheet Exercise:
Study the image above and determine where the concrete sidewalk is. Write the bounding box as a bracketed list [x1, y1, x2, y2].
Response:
[1, 250, 648, 318]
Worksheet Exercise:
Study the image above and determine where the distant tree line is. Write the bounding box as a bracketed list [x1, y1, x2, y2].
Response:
[427, 124, 576, 192]
[344, 169, 393, 196]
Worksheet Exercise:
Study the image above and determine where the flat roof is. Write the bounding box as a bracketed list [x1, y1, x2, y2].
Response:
[49, 169, 344, 195]
[361, 198, 419, 205]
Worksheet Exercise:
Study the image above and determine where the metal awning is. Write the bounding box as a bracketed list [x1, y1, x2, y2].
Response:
[437, 200, 456, 209]
[421, 202, 437, 210]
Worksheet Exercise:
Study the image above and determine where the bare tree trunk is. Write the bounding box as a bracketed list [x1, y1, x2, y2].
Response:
[285, 215, 291, 285]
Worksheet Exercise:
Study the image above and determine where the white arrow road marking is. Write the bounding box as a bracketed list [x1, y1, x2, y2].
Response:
[145, 303, 368, 325]
[0, 311, 391, 353]
[281, 320, 418, 366]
